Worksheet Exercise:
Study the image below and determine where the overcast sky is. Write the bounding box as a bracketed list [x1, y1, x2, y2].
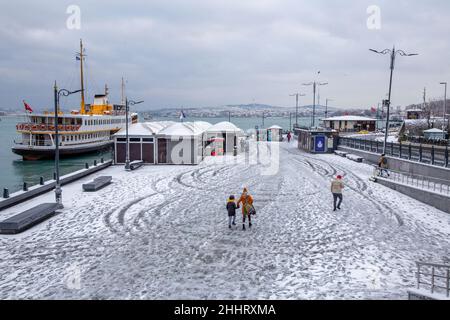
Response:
[1, 0, 450, 111]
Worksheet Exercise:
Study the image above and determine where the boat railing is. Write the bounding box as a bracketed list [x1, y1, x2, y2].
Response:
[16, 123, 82, 132]
[14, 140, 53, 147]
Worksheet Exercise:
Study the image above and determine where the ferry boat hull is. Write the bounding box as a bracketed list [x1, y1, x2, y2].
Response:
[12, 140, 113, 161]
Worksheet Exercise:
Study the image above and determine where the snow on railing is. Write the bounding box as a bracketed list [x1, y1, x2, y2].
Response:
[416, 262, 450, 298]
[339, 137, 449, 168]
[372, 167, 450, 196]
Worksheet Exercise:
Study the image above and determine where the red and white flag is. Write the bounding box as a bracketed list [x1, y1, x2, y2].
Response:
[23, 100, 33, 113]
[370, 106, 377, 113]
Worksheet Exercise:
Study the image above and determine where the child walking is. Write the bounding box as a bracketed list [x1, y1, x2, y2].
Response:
[226, 195, 237, 229]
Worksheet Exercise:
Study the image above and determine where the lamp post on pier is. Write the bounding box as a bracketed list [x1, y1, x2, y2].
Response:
[125, 98, 144, 170]
[303, 81, 328, 128]
[440, 82, 447, 132]
[369, 46, 418, 154]
[53, 82, 82, 208]
[325, 98, 333, 119]
[289, 93, 305, 129]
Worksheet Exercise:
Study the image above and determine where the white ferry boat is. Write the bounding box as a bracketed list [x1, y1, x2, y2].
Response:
[12, 40, 138, 160]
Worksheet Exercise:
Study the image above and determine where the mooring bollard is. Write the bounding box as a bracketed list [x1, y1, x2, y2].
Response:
[101, 157, 104, 163]
[85, 163, 89, 169]
[40, 176, 44, 185]
[53, 172, 57, 180]
[3, 188, 9, 199]
[23, 182, 28, 192]
[94, 160, 97, 166]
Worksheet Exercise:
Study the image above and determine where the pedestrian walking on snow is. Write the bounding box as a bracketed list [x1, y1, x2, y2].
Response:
[331, 175, 344, 211]
[287, 131, 292, 143]
[378, 154, 390, 177]
[226, 195, 237, 229]
[237, 188, 255, 230]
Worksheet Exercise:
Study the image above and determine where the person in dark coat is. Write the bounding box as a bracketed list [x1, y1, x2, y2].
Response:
[378, 154, 390, 177]
[226, 195, 237, 229]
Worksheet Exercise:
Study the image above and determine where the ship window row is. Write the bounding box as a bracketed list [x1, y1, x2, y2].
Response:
[31, 117, 83, 125]
[84, 118, 128, 126]
[61, 132, 107, 142]
[29, 117, 129, 126]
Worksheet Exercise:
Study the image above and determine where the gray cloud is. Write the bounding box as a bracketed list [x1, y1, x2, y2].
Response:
[1, 0, 449, 111]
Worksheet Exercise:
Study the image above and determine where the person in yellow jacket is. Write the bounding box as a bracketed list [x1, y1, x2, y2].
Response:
[237, 187, 254, 230]
[331, 175, 344, 211]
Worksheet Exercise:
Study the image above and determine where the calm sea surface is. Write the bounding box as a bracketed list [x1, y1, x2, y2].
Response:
[0, 114, 310, 193]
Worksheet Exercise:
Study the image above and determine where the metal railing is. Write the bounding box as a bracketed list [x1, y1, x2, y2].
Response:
[373, 167, 450, 196]
[416, 262, 450, 297]
[339, 137, 449, 168]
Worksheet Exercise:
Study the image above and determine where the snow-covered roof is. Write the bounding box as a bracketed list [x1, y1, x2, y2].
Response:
[114, 121, 176, 136]
[206, 121, 243, 133]
[158, 122, 204, 137]
[268, 125, 283, 130]
[191, 121, 212, 131]
[423, 128, 445, 133]
[114, 123, 158, 136]
[323, 116, 376, 122]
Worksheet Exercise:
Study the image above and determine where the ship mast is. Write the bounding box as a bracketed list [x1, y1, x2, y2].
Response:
[78, 39, 86, 114]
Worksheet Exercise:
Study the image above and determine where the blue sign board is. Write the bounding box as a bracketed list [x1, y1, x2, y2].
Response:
[314, 136, 326, 152]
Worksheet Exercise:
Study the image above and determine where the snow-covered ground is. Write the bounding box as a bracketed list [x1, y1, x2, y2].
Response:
[0, 141, 449, 300]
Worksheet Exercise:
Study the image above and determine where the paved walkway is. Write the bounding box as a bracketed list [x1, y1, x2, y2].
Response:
[0, 141, 449, 299]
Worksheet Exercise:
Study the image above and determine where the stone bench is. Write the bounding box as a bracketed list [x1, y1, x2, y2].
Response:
[82, 176, 112, 192]
[129, 160, 144, 171]
[334, 150, 348, 157]
[0, 203, 60, 234]
[346, 154, 364, 163]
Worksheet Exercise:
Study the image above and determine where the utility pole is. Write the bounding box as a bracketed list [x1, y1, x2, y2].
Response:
[423, 87, 427, 111]
[325, 98, 333, 119]
[289, 92, 305, 129]
[440, 82, 448, 131]
[289, 112, 292, 131]
[376, 102, 381, 130]
[370, 46, 418, 154]
[303, 81, 328, 128]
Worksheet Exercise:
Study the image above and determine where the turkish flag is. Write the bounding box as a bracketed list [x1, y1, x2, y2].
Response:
[371, 106, 377, 113]
[23, 100, 33, 113]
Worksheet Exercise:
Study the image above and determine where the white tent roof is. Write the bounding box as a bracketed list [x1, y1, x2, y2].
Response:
[114, 121, 176, 136]
[158, 122, 204, 137]
[114, 123, 157, 136]
[268, 125, 283, 130]
[206, 121, 243, 133]
[323, 116, 376, 122]
[191, 121, 212, 131]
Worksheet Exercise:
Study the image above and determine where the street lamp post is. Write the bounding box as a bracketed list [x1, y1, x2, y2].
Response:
[53, 82, 82, 208]
[440, 82, 447, 131]
[289, 93, 305, 129]
[370, 46, 418, 154]
[289, 112, 292, 131]
[325, 98, 333, 119]
[125, 98, 144, 170]
[303, 82, 328, 128]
